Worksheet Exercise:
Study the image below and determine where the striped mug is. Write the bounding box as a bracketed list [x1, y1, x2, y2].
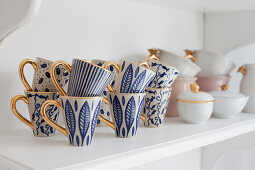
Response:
[51, 59, 113, 97]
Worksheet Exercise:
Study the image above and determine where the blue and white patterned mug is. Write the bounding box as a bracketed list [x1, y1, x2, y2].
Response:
[141, 87, 171, 128]
[11, 91, 60, 136]
[102, 60, 156, 93]
[99, 92, 146, 138]
[41, 96, 108, 146]
[50, 59, 114, 97]
[19, 57, 69, 92]
[147, 59, 179, 88]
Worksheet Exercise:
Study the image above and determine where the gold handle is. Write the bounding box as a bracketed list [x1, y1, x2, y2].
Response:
[19, 59, 38, 91]
[97, 97, 115, 130]
[50, 60, 71, 96]
[238, 65, 246, 75]
[101, 61, 120, 93]
[140, 114, 145, 123]
[40, 100, 68, 136]
[184, 49, 196, 62]
[138, 61, 150, 69]
[10, 95, 33, 129]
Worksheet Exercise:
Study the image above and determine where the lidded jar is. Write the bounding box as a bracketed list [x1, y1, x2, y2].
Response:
[177, 83, 214, 123]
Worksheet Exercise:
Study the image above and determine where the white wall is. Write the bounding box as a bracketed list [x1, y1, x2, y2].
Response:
[0, 0, 203, 131]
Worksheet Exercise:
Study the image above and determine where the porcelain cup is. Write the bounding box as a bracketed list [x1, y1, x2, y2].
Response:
[196, 76, 230, 92]
[102, 60, 155, 93]
[91, 59, 116, 126]
[11, 91, 60, 137]
[41, 96, 107, 146]
[51, 59, 113, 97]
[184, 49, 235, 76]
[19, 57, 69, 92]
[166, 77, 197, 117]
[146, 59, 179, 88]
[99, 92, 146, 138]
[147, 49, 201, 78]
[141, 87, 171, 128]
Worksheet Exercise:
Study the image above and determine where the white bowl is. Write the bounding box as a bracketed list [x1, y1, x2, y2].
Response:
[210, 92, 249, 118]
[193, 50, 235, 76]
[159, 50, 201, 78]
[178, 102, 214, 123]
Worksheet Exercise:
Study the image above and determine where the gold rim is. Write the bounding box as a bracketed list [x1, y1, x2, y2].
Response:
[176, 99, 215, 103]
[24, 91, 58, 94]
[60, 95, 104, 99]
[108, 92, 146, 95]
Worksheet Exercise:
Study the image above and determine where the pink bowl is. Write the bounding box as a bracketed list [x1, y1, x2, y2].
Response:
[196, 76, 230, 92]
[166, 77, 197, 117]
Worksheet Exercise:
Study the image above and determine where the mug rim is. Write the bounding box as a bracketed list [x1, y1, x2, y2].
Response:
[146, 87, 172, 90]
[108, 92, 146, 95]
[60, 95, 103, 99]
[24, 90, 58, 94]
[73, 58, 112, 74]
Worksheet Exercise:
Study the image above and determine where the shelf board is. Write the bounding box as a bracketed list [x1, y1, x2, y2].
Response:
[135, 0, 255, 12]
[1, 113, 255, 170]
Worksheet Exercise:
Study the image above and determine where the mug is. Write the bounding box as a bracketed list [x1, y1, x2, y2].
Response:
[19, 57, 69, 92]
[141, 87, 171, 128]
[91, 59, 116, 126]
[41, 96, 108, 146]
[50, 59, 114, 97]
[11, 91, 60, 136]
[146, 59, 179, 88]
[99, 92, 146, 138]
[102, 60, 155, 93]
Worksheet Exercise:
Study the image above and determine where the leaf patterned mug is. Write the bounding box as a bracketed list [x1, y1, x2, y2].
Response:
[11, 91, 60, 136]
[41, 96, 109, 146]
[98, 92, 146, 138]
[102, 60, 155, 93]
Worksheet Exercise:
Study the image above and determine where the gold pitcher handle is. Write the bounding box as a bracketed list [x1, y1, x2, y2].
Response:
[184, 49, 196, 62]
[50, 61, 71, 96]
[10, 95, 33, 129]
[19, 59, 38, 91]
[102, 61, 120, 93]
[145, 48, 160, 61]
[238, 65, 246, 76]
[41, 100, 68, 136]
[97, 97, 115, 130]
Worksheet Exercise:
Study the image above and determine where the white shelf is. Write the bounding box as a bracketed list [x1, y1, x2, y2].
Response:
[136, 0, 255, 12]
[1, 113, 255, 170]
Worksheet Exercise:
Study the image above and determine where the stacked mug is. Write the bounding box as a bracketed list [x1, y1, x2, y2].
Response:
[98, 60, 156, 137]
[184, 49, 235, 92]
[39, 59, 114, 146]
[141, 52, 179, 127]
[11, 57, 69, 137]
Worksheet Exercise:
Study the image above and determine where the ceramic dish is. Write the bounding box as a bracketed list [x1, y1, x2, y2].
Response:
[210, 85, 249, 118]
[177, 83, 214, 124]
[157, 50, 201, 78]
[196, 75, 230, 92]
[185, 49, 235, 76]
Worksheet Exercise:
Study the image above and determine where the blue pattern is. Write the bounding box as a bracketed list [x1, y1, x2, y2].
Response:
[78, 101, 90, 146]
[148, 60, 179, 88]
[143, 88, 171, 127]
[61, 97, 102, 146]
[120, 64, 133, 93]
[67, 59, 113, 97]
[108, 93, 146, 138]
[65, 100, 76, 144]
[26, 92, 60, 137]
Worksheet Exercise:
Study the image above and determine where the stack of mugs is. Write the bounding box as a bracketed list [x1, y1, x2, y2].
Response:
[98, 60, 156, 137]
[140, 50, 179, 127]
[184, 49, 235, 92]
[11, 57, 69, 137]
[145, 49, 202, 117]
